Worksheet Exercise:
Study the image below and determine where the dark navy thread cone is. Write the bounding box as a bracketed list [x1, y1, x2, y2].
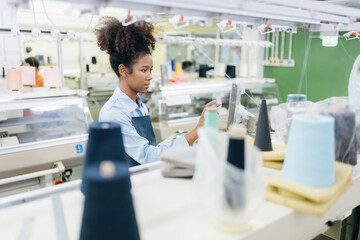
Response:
[81, 122, 128, 194]
[330, 111, 357, 165]
[80, 161, 140, 240]
[225, 135, 245, 210]
[225, 65, 236, 79]
[254, 100, 273, 151]
[199, 64, 208, 78]
[227, 138, 245, 170]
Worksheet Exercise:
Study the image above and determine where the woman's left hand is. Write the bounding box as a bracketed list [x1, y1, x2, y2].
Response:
[184, 100, 221, 145]
[195, 100, 221, 130]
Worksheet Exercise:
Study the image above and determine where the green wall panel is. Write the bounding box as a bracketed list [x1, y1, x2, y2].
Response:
[264, 29, 360, 103]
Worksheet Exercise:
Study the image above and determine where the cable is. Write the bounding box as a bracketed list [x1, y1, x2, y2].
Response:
[297, 31, 312, 94]
[41, 0, 56, 28]
[81, 14, 94, 33]
[30, 0, 37, 27]
[340, 38, 356, 61]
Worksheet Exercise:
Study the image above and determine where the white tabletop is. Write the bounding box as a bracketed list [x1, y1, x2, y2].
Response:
[0, 167, 359, 240]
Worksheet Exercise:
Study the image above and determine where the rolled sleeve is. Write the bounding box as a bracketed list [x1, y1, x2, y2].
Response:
[100, 103, 189, 165]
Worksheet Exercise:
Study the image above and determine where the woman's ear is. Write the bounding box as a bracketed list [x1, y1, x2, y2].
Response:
[118, 64, 129, 78]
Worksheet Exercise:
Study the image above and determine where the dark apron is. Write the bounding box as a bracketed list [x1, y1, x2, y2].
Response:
[126, 115, 156, 167]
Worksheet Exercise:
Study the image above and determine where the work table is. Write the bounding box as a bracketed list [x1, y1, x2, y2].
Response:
[0, 165, 359, 240]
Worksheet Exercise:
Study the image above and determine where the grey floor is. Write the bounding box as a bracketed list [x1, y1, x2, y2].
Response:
[313, 213, 360, 240]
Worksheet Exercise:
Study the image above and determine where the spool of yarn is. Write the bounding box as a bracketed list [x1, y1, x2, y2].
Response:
[160, 63, 171, 86]
[175, 63, 182, 77]
[81, 122, 128, 194]
[249, 64, 258, 78]
[287, 94, 307, 102]
[254, 100, 273, 151]
[44, 67, 62, 88]
[247, 115, 256, 134]
[20, 66, 36, 86]
[80, 160, 140, 240]
[283, 114, 335, 187]
[91, 56, 97, 65]
[225, 125, 246, 210]
[225, 65, 236, 79]
[216, 62, 226, 78]
[6, 68, 22, 91]
[286, 94, 308, 143]
[204, 106, 218, 129]
[227, 125, 246, 169]
[199, 64, 208, 78]
[239, 63, 248, 78]
[330, 110, 357, 165]
[170, 59, 175, 71]
[182, 60, 193, 72]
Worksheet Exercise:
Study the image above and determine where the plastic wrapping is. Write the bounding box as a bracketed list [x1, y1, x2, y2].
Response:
[193, 128, 264, 231]
[348, 55, 360, 106]
[233, 103, 254, 126]
[315, 97, 357, 165]
[269, 103, 287, 141]
[270, 101, 315, 143]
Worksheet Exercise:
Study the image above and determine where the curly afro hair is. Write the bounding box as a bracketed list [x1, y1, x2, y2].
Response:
[95, 16, 156, 77]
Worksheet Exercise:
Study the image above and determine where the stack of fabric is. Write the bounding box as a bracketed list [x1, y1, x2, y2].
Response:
[262, 144, 286, 170]
[265, 161, 353, 216]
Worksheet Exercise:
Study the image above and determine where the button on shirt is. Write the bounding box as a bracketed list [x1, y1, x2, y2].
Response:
[99, 87, 189, 165]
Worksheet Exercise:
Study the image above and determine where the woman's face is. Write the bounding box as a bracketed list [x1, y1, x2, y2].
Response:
[124, 54, 153, 94]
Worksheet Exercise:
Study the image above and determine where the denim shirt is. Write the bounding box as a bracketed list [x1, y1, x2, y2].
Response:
[99, 86, 188, 164]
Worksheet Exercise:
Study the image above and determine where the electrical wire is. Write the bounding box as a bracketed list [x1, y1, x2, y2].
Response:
[297, 31, 312, 94]
[340, 38, 356, 61]
[30, 0, 37, 27]
[81, 14, 94, 33]
[41, 0, 56, 28]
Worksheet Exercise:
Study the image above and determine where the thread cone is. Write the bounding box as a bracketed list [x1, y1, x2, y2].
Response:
[254, 100, 273, 151]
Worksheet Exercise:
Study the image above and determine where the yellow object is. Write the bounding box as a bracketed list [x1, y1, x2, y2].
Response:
[265, 180, 351, 217]
[265, 161, 353, 202]
[245, 135, 286, 162]
[262, 144, 286, 161]
[265, 161, 353, 216]
[263, 160, 283, 170]
[213, 218, 252, 234]
[175, 63, 182, 77]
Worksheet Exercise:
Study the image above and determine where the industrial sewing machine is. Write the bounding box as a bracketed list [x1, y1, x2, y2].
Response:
[0, 88, 92, 197]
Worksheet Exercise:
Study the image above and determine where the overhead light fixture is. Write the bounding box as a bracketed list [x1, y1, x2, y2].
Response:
[31, 28, 41, 38]
[320, 31, 338, 47]
[169, 15, 212, 29]
[343, 31, 360, 40]
[120, 9, 158, 26]
[258, 24, 296, 34]
[217, 19, 255, 33]
[11, 28, 20, 37]
[66, 30, 79, 40]
[50, 29, 61, 38]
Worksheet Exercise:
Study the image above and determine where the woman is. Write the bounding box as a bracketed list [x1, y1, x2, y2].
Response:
[96, 16, 219, 166]
[24, 57, 44, 87]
